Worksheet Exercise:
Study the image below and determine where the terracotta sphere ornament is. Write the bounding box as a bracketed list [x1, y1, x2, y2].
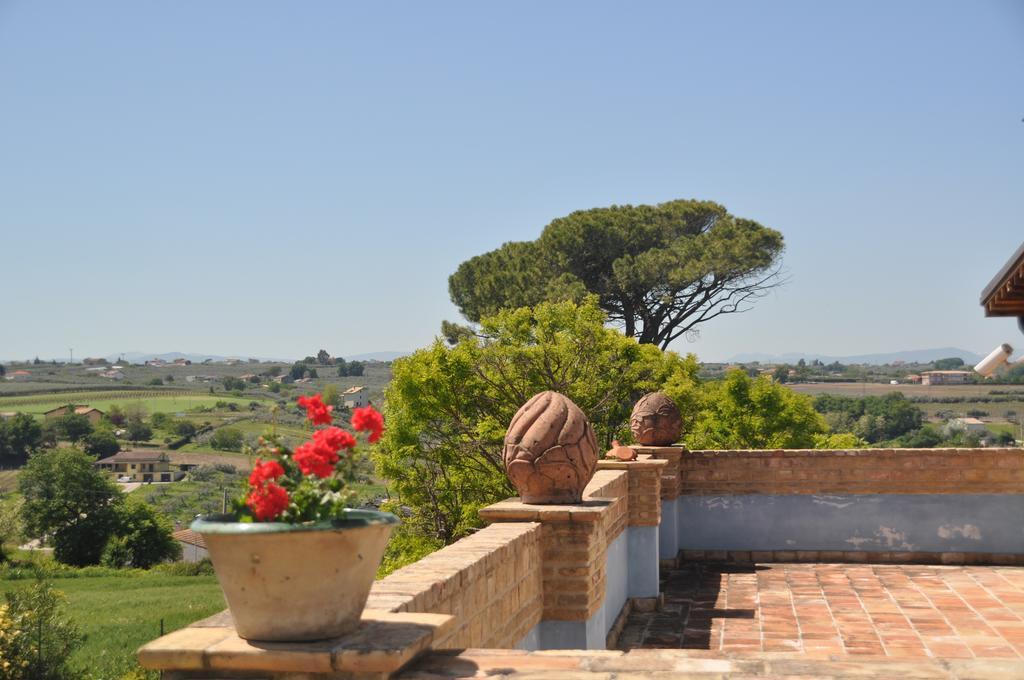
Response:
[503, 391, 599, 504]
[630, 392, 682, 446]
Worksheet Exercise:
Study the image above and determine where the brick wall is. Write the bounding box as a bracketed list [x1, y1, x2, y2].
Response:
[365, 522, 543, 648]
[679, 448, 1024, 495]
[480, 470, 630, 623]
[596, 457, 665, 526]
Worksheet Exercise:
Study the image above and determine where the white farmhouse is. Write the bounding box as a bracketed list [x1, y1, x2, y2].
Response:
[342, 386, 368, 409]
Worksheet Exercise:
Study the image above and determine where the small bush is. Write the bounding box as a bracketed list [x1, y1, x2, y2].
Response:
[0, 580, 82, 679]
[151, 559, 215, 576]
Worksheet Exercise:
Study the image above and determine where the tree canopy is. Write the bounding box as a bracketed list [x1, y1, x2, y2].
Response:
[375, 298, 700, 551]
[687, 369, 828, 450]
[19, 448, 121, 566]
[448, 199, 784, 349]
[0, 413, 46, 466]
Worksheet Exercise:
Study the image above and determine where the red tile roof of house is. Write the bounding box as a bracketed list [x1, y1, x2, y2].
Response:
[172, 529, 206, 549]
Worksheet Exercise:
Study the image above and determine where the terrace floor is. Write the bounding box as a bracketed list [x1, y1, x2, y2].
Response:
[617, 562, 1024, 659]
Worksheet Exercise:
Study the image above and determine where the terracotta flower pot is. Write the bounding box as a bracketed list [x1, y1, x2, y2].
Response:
[192, 509, 399, 641]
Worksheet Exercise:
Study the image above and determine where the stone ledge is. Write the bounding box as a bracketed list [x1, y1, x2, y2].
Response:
[398, 648, 1024, 678]
[138, 610, 454, 678]
[595, 455, 667, 471]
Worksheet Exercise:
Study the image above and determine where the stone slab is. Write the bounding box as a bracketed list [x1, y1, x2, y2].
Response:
[138, 609, 455, 675]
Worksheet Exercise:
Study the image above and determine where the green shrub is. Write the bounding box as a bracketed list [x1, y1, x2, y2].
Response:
[0, 580, 83, 679]
[209, 427, 244, 452]
[151, 559, 215, 576]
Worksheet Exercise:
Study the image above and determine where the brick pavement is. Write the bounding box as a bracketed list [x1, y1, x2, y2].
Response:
[617, 562, 1024, 660]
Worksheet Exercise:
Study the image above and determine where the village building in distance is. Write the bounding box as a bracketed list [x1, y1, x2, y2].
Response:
[342, 385, 368, 409]
[94, 450, 196, 483]
[43, 404, 105, 424]
[919, 369, 973, 385]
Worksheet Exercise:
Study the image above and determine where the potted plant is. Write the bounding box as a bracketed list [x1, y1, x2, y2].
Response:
[191, 393, 398, 642]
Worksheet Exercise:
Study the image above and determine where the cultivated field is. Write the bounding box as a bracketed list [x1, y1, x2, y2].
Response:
[787, 382, 1024, 398]
[0, 390, 258, 417]
[787, 382, 1024, 423]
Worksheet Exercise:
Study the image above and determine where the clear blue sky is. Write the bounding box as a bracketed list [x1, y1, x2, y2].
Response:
[1, 1, 1022, 362]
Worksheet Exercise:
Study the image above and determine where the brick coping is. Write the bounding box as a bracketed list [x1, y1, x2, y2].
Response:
[478, 497, 614, 523]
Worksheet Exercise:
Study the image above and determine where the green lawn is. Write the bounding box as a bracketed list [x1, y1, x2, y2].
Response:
[0, 572, 225, 678]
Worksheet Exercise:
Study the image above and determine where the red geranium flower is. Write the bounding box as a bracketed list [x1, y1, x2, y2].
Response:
[297, 394, 333, 426]
[313, 426, 356, 453]
[249, 459, 285, 486]
[293, 441, 337, 478]
[246, 482, 290, 521]
[351, 406, 384, 443]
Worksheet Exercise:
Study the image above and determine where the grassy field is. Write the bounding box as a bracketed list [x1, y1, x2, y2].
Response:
[0, 390, 260, 417]
[0, 470, 18, 493]
[0, 571, 225, 678]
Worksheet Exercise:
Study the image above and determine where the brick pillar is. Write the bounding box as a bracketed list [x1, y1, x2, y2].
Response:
[597, 456, 666, 599]
[479, 470, 629, 650]
[632, 446, 684, 563]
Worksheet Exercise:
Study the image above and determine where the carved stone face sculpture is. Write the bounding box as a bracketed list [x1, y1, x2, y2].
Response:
[503, 391, 599, 504]
[630, 392, 682, 446]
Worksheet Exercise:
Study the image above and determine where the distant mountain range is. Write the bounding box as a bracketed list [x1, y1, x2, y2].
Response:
[102, 351, 287, 364]
[724, 347, 984, 366]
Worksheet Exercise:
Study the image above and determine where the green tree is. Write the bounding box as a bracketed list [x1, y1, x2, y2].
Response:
[0, 413, 45, 466]
[0, 496, 22, 562]
[772, 364, 790, 383]
[347, 361, 365, 377]
[174, 420, 197, 437]
[105, 404, 126, 426]
[289, 361, 308, 380]
[813, 393, 924, 444]
[102, 502, 181, 568]
[687, 369, 827, 449]
[813, 432, 866, 449]
[0, 580, 83, 680]
[150, 412, 171, 429]
[317, 349, 332, 365]
[933, 357, 965, 370]
[209, 427, 244, 452]
[126, 418, 153, 443]
[55, 412, 93, 443]
[83, 429, 119, 458]
[222, 376, 247, 391]
[321, 384, 340, 409]
[375, 298, 700, 551]
[448, 199, 785, 349]
[18, 449, 121, 566]
[336, 358, 349, 376]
